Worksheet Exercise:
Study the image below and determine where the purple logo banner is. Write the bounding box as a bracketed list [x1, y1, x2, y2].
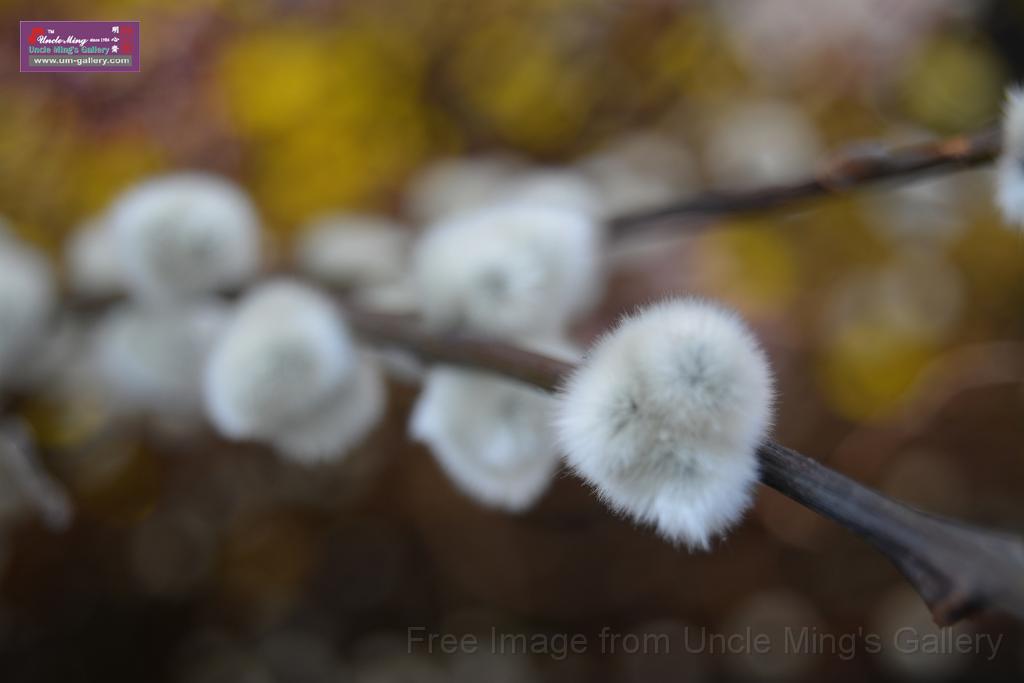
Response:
[20, 21, 139, 73]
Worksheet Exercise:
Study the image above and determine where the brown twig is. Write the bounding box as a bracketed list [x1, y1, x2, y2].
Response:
[757, 442, 1024, 626]
[347, 305, 1024, 626]
[607, 125, 1001, 238]
[346, 308, 569, 392]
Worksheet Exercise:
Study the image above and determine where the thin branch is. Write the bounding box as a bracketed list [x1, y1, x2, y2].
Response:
[608, 125, 1001, 237]
[42, 291, 1024, 624]
[346, 308, 570, 392]
[758, 442, 1024, 626]
[347, 305, 1024, 626]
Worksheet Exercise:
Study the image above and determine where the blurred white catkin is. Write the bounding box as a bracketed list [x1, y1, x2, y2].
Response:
[996, 86, 1024, 227]
[109, 172, 261, 302]
[203, 279, 357, 442]
[413, 203, 604, 337]
[295, 213, 410, 290]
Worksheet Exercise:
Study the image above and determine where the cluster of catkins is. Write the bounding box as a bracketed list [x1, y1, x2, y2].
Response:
[4, 96, 1021, 550]
[64, 174, 387, 464]
[0, 129, 774, 551]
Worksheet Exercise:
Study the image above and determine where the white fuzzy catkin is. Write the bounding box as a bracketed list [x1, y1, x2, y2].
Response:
[65, 216, 125, 297]
[109, 172, 260, 301]
[996, 86, 1024, 227]
[410, 367, 563, 512]
[413, 203, 603, 337]
[272, 355, 386, 464]
[353, 277, 419, 315]
[0, 233, 56, 387]
[578, 131, 697, 217]
[500, 169, 601, 216]
[705, 99, 822, 190]
[404, 155, 523, 223]
[556, 299, 774, 549]
[295, 214, 409, 289]
[93, 301, 229, 420]
[714, 1, 958, 89]
[203, 280, 356, 441]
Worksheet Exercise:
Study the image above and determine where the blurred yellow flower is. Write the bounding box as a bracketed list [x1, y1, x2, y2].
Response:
[220, 25, 434, 224]
[902, 35, 1004, 132]
[452, 22, 595, 152]
[819, 323, 935, 422]
[691, 222, 799, 319]
[219, 29, 336, 137]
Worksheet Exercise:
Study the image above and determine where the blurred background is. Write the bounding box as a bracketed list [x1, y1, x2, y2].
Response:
[3, 0, 1024, 680]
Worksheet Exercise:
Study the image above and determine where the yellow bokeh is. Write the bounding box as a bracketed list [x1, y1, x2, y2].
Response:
[253, 105, 427, 226]
[691, 222, 799, 319]
[818, 323, 936, 422]
[901, 34, 1004, 132]
[451, 21, 595, 153]
[218, 28, 339, 138]
[0, 95, 163, 251]
[22, 396, 109, 452]
[69, 134, 165, 218]
[219, 24, 434, 224]
[652, 12, 748, 106]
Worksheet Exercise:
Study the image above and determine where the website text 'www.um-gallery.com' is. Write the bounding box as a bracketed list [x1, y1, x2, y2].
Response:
[28, 56, 133, 67]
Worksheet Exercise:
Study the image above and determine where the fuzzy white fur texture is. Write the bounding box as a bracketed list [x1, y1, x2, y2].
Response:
[203, 280, 356, 441]
[556, 299, 774, 549]
[578, 131, 697, 217]
[93, 301, 228, 420]
[500, 169, 600, 216]
[404, 155, 523, 223]
[295, 214, 409, 289]
[109, 173, 260, 301]
[65, 217, 125, 297]
[409, 338, 579, 512]
[997, 86, 1024, 227]
[410, 367, 562, 512]
[272, 355, 386, 465]
[705, 99, 822, 191]
[413, 203, 604, 337]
